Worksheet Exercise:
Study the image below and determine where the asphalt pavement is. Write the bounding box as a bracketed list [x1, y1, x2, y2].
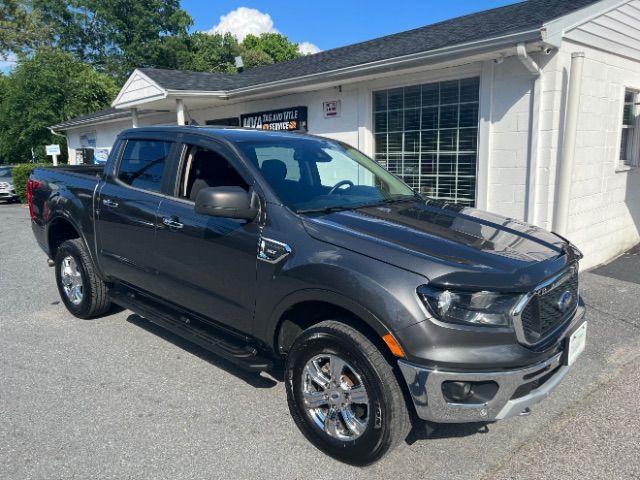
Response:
[1, 202, 639, 480]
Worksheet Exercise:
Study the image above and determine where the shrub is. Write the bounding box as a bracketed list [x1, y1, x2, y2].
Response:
[12, 163, 52, 203]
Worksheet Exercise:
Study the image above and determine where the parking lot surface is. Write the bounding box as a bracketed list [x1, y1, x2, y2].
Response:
[1, 202, 639, 479]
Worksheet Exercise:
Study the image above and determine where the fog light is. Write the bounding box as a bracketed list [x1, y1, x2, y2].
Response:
[442, 381, 473, 402]
[442, 381, 499, 404]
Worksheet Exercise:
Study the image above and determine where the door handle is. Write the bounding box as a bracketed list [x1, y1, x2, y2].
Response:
[162, 217, 184, 229]
[102, 199, 118, 208]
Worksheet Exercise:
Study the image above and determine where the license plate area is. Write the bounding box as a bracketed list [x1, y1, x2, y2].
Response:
[566, 322, 587, 366]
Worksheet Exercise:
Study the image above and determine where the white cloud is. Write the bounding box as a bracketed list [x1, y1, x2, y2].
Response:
[208, 7, 278, 41]
[206, 7, 321, 54]
[298, 42, 321, 55]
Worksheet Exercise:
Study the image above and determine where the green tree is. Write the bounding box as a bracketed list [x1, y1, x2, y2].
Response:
[0, 50, 118, 163]
[241, 33, 301, 63]
[180, 32, 241, 73]
[0, 0, 43, 53]
[240, 49, 274, 70]
[24, 0, 193, 79]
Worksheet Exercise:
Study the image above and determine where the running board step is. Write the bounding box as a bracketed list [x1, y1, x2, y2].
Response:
[109, 289, 272, 372]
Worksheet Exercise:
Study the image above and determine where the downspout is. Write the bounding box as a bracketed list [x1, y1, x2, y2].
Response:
[552, 52, 585, 235]
[516, 43, 543, 225]
[176, 98, 187, 125]
[131, 108, 139, 128]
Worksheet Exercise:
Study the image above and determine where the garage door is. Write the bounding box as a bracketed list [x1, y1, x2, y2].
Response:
[373, 77, 480, 206]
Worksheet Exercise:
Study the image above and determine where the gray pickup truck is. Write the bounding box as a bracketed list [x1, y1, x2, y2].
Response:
[28, 126, 587, 464]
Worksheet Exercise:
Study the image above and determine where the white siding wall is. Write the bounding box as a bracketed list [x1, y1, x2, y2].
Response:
[188, 85, 362, 148]
[551, 39, 640, 269]
[484, 55, 533, 220]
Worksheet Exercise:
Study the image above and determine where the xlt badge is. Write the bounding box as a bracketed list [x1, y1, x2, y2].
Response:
[258, 238, 292, 263]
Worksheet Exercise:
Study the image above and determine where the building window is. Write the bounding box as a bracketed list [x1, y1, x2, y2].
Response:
[373, 77, 480, 206]
[620, 89, 639, 167]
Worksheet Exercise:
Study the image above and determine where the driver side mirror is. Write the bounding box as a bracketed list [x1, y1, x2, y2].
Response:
[194, 186, 259, 221]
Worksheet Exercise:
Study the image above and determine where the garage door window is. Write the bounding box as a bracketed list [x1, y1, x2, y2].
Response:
[373, 78, 480, 206]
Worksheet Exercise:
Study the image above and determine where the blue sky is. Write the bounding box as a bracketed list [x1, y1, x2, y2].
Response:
[182, 0, 516, 52]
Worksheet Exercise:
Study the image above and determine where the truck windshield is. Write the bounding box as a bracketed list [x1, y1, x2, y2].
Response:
[0, 167, 13, 179]
[238, 137, 418, 213]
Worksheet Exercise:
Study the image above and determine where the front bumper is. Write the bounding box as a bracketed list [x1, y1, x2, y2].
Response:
[398, 317, 586, 423]
[0, 189, 17, 200]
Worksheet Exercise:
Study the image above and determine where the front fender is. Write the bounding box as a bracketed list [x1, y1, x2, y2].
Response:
[251, 233, 430, 350]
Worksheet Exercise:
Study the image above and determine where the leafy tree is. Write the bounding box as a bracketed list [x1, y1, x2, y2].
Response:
[0, 0, 43, 53]
[242, 33, 301, 64]
[0, 50, 118, 163]
[22, 0, 193, 79]
[182, 32, 241, 73]
[240, 49, 274, 70]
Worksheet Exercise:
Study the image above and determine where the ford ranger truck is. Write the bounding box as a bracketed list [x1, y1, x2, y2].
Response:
[28, 126, 587, 465]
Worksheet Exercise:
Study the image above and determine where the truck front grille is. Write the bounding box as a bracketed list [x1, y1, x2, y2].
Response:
[518, 267, 579, 345]
[0, 182, 9, 189]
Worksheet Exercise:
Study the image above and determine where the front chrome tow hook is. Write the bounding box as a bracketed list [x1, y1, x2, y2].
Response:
[519, 407, 532, 416]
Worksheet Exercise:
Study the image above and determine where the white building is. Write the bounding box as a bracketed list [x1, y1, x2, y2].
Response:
[51, 0, 640, 270]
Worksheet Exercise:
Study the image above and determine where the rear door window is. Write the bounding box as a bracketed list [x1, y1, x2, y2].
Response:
[118, 139, 173, 192]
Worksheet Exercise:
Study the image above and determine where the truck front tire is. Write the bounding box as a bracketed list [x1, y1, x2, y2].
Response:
[285, 320, 411, 465]
[55, 239, 111, 319]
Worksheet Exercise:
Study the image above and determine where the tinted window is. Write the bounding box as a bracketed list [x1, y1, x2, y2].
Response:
[118, 140, 173, 192]
[238, 138, 417, 212]
[0, 167, 13, 179]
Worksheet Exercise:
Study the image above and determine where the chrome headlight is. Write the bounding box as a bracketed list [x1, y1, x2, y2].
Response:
[417, 285, 523, 327]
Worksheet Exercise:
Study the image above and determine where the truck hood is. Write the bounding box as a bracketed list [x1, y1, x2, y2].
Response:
[301, 200, 578, 292]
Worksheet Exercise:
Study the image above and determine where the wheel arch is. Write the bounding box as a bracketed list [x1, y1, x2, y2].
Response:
[269, 289, 392, 357]
[47, 215, 83, 259]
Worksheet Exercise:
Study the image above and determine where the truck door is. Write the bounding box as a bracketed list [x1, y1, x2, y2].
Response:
[96, 135, 176, 291]
[150, 136, 260, 334]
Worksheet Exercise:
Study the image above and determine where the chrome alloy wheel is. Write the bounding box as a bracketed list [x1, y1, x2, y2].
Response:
[60, 255, 83, 305]
[301, 354, 370, 441]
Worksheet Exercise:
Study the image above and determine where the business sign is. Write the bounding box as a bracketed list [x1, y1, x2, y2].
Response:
[45, 144, 61, 156]
[241, 106, 307, 131]
[94, 148, 110, 164]
[80, 132, 96, 148]
[323, 100, 341, 118]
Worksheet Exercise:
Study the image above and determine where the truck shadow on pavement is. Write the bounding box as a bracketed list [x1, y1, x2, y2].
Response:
[125, 314, 281, 389]
[406, 421, 491, 445]
[125, 313, 495, 444]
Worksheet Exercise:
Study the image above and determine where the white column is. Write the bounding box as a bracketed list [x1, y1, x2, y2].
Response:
[476, 60, 495, 211]
[176, 99, 186, 126]
[552, 52, 585, 235]
[131, 108, 139, 128]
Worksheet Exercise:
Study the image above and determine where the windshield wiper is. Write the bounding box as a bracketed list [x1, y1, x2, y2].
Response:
[296, 205, 358, 214]
[296, 196, 420, 215]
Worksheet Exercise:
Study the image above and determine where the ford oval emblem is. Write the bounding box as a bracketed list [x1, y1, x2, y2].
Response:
[557, 291, 574, 313]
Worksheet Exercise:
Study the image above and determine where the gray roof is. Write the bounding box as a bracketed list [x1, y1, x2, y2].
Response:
[140, 0, 601, 92]
[50, 107, 127, 129]
[54, 0, 602, 130]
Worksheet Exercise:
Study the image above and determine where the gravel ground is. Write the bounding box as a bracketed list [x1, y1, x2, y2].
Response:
[1, 202, 639, 480]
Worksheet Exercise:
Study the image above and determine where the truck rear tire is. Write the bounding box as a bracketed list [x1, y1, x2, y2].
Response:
[55, 239, 111, 319]
[285, 320, 411, 465]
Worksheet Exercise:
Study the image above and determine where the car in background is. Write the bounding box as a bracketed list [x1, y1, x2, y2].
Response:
[0, 166, 19, 203]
